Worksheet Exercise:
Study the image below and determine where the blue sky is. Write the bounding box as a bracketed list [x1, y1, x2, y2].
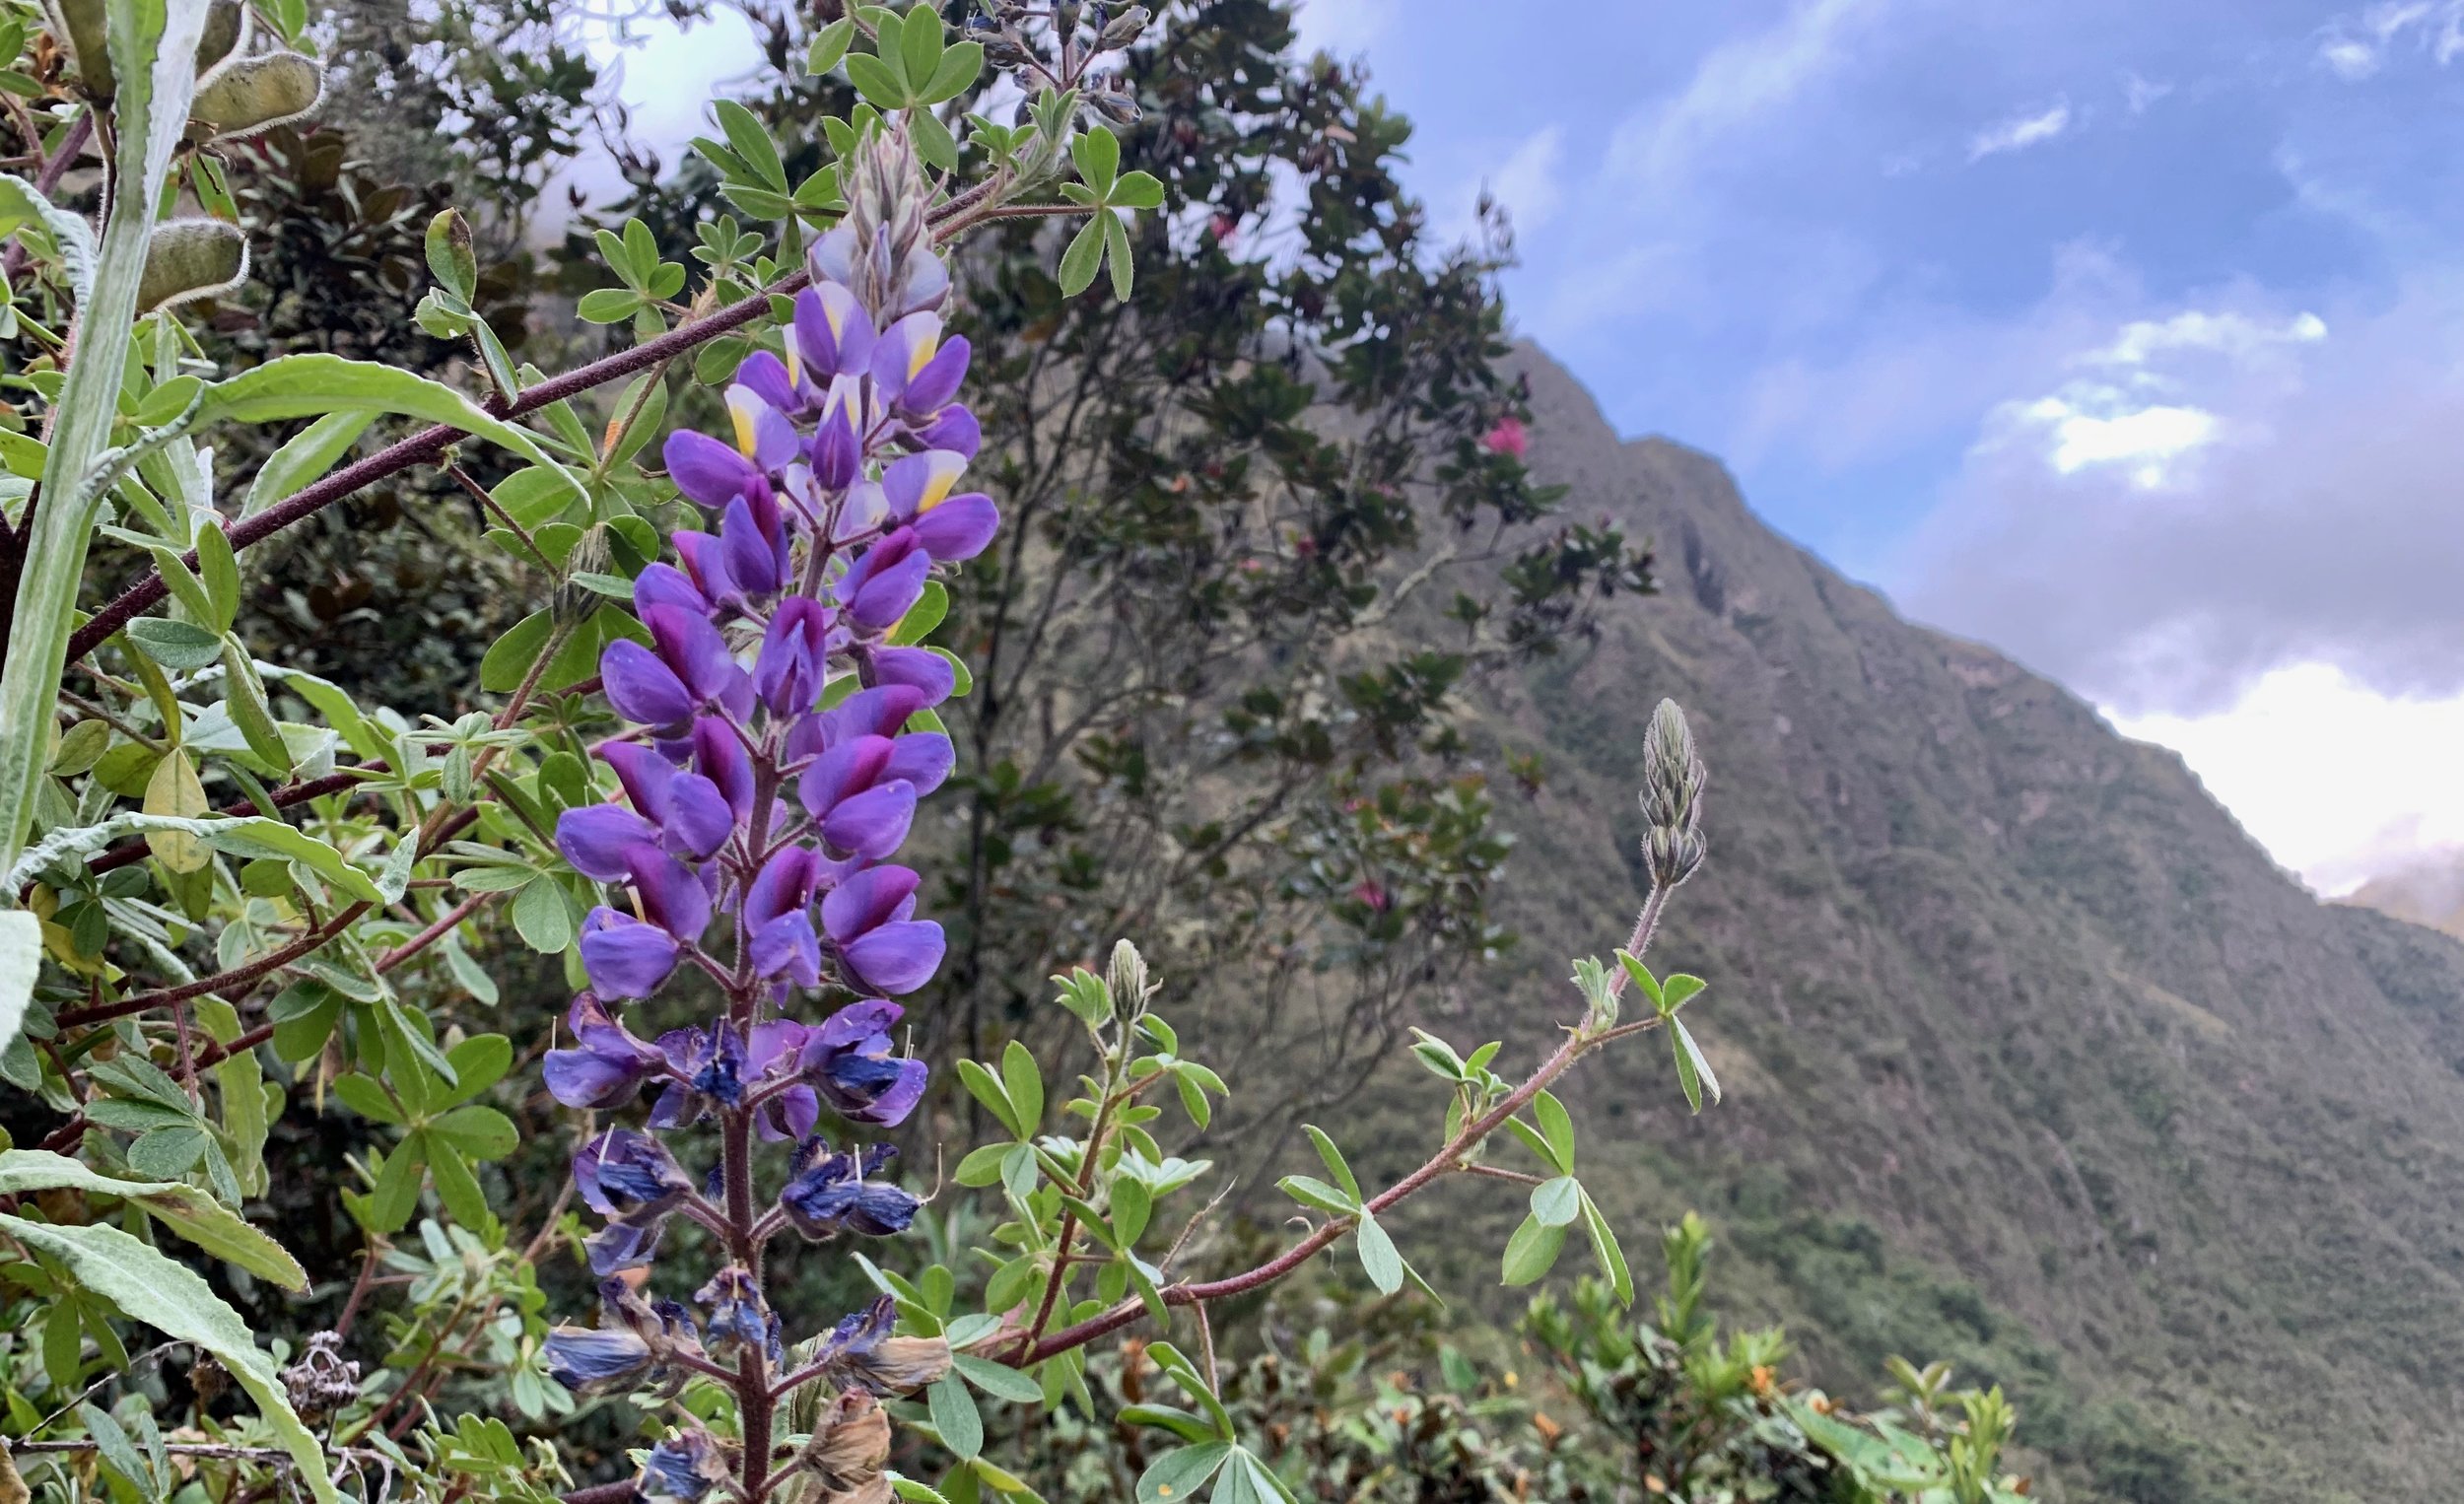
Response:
[603, 0, 2464, 893]
[1286, 0, 2464, 893]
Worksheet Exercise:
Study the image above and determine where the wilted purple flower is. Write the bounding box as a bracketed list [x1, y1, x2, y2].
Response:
[696, 1265, 783, 1368]
[650, 1021, 747, 1129]
[639, 1426, 730, 1501]
[802, 1293, 951, 1395]
[779, 1142, 919, 1240]
[544, 994, 667, 1109]
[745, 1019, 820, 1141]
[799, 999, 926, 1126]
[574, 1128, 693, 1274]
[544, 1278, 700, 1395]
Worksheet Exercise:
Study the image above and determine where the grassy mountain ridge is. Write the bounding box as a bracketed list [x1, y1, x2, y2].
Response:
[1374, 345, 2464, 1500]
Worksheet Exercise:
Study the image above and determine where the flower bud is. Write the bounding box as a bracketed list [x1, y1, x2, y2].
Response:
[1638, 698, 1707, 890]
[1099, 5, 1151, 48]
[1090, 89, 1142, 126]
[554, 524, 615, 630]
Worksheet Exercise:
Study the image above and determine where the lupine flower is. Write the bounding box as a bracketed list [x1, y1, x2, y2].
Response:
[543, 1278, 701, 1395]
[544, 129, 989, 1474]
[544, 993, 667, 1108]
[649, 1021, 748, 1128]
[798, 999, 927, 1126]
[574, 1128, 693, 1273]
[780, 1142, 921, 1239]
[578, 908, 679, 1000]
[820, 865, 944, 996]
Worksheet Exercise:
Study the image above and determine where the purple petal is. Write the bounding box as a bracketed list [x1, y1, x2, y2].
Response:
[734, 349, 801, 415]
[719, 496, 784, 598]
[601, 641, 694, 730]
[600, 742, 678, 819]
[743, 846, 822, 930]
[670, 529, 740, 608]
[661, 773, 734, 859]
[751, 910, 822, 989]
[867, 648, 956, 706]
[884, 733, 954, 796]
[849, 549, 929, 630]
[840, 921, 946, 996]
[633, 563, 710, 619]
[545, 1046, 647, 1110]
[580, 908, 679, 999]
[793, 282, 878, 381]
[912, 493, 999, 563]
[754, 596, 832, 717]
[664, 429, 765, 510]
[627, 846, 711, 944]
[643, 605, 746, 709]
[799, 734, 893, 816]
[691, 718, 755, 818]
[821, 782, 916, 860]
[900, 335, 971, 417]
[880, 451, 969, 522]
[869, 312, 942, 403]
[822, 864, 922, 942]
[912, 403, 981, 459]
[727, 384, 800, 471]
[831, 685, 929, 742]
[557, 804, 658, 882]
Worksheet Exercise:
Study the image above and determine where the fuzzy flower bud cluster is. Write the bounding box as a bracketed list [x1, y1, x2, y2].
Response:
[539, 131, 981, 1500]
[1639, 698, 1706, 891]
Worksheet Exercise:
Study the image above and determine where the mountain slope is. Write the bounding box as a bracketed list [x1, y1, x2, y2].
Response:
[1414, 347, 2464, 1502]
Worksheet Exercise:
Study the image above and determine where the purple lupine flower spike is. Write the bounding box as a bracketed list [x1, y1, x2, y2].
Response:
[546, 152, 999, 1449]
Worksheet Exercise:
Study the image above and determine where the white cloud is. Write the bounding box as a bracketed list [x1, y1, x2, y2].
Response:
[2316, 0, 2464, 79]
[1967, 98, 2073, 162]
[1435, 124, 1568, 248]
[1606, 0, 1886, 192]
[2004, 391, 2217, 483]
[2096, 308, 2327, 365]
[2122, 71, 2173, 113]
[2109, 663, 2464, 895]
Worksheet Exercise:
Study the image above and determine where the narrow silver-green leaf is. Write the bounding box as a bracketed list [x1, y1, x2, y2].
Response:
[0, 1149, 306, 1289]
[0, 0, 211, 874]
[196, 354, 582, 504]
[0, 1213, 336, 1501]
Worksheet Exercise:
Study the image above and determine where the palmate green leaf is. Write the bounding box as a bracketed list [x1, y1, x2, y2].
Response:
[0, 0, 208, 875]
[0, 171, 98, 304]
[951, 1353, 1046, 1404]
[1531, 1175, 1582, 1228]
[0, 1213, 337, 1501]
[999, 1039, 1045, 1128]
[1534, 1089, 1575, 1170]
[0, 1149, 308, 1289]
[193, 355, 583, 506]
